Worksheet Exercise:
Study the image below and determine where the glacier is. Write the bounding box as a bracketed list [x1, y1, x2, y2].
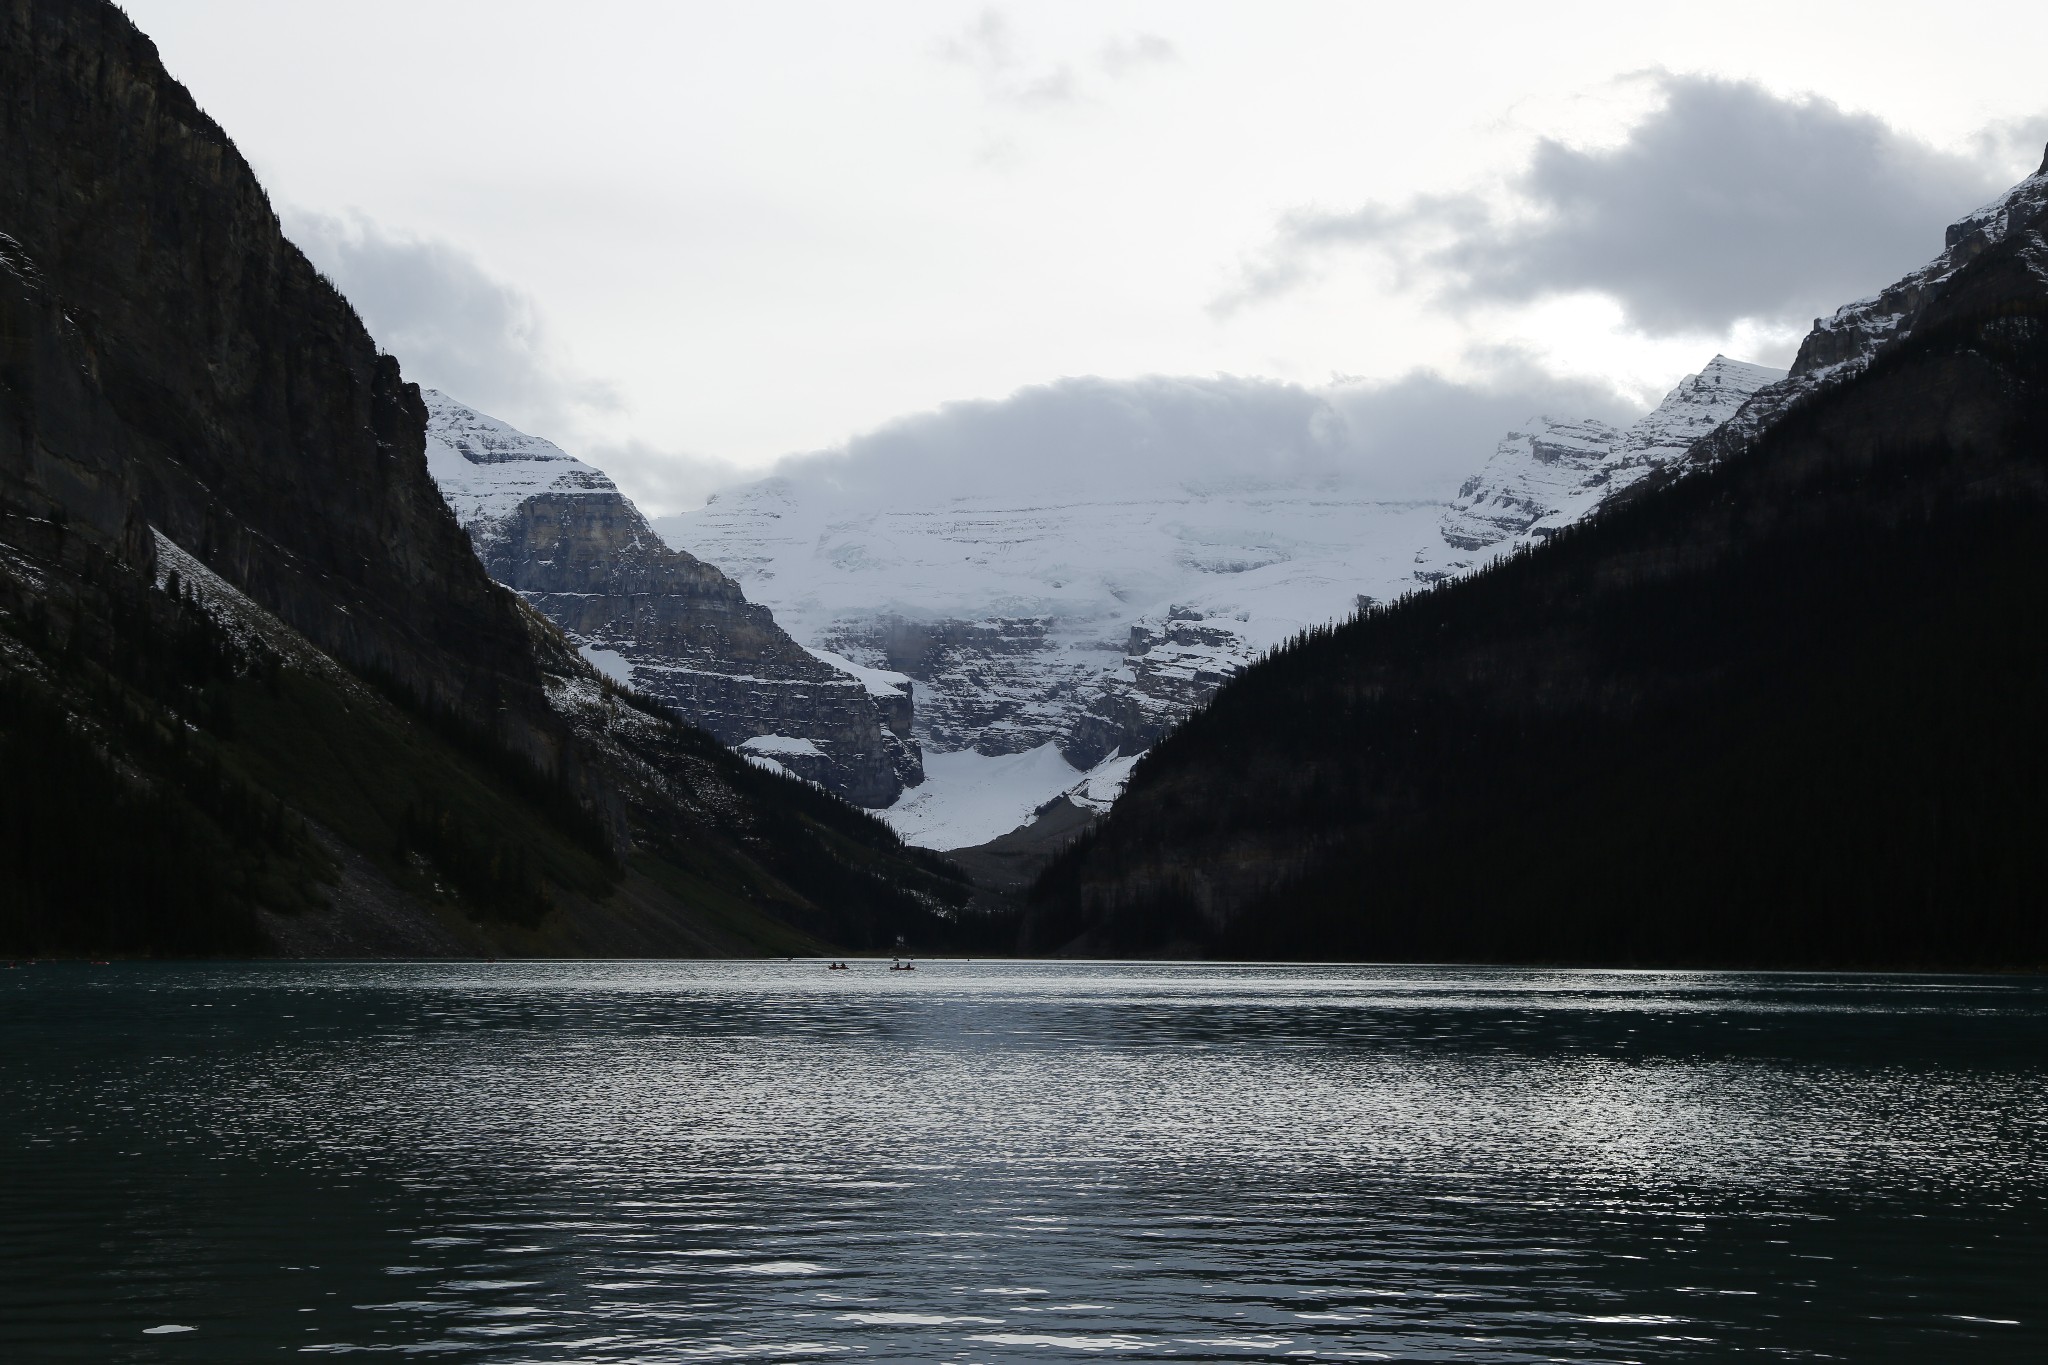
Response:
[656, 356, 1781, 848]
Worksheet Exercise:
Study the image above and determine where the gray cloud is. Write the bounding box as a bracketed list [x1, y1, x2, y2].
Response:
[1222, 75, 2027, 335]
[282, 207, 616, 437]
[1099, 33, 1176, 79]
[940, 11, 1174, 112]
[939, 9, 1076, 109]
[938, 7, 1016, 73]
[582, 439, 752, 521]
[1322, 353, 1640, 493]
[1974, 112, 2048, 178]
[784, 374, 1341, 498]
[762, 359, 1637, 505]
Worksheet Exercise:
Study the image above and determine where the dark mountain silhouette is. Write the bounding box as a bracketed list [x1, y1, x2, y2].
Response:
[1028, 150, 2048, 968]
[0, 0, 970, 957]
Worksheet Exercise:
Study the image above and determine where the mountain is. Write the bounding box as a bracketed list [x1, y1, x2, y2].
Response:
[1718, 157, 2048, 442]
[0, 0, 969, 957]
[421, 391, 921, 807]
[657, 361, 1777, 851]
[661, 471, 1444, 847]
[1025, 150, 2048, 968]
[1432, 357, 1784, 573]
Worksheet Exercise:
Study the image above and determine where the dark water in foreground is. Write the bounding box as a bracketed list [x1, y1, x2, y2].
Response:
[1, 963, 2044, 1362]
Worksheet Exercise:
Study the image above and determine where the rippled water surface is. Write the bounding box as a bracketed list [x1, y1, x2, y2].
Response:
[3, 961, 2045, 1362]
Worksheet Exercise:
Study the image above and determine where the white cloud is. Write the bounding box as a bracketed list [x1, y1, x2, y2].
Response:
[938, 10, 1174, 111]
[128, 2, 2048, 477]
[1098, 33, 1176, 79]
[938, 8, 1076, 109]
[282, 207, 617, 440]
[759, 359, 1639, 505]
[581, 439, 752, 520]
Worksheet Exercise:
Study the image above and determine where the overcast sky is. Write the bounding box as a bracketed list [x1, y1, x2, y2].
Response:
[125, 1, 2048, 511]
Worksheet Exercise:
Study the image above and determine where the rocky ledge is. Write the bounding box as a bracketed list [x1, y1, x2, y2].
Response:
[1428, 356, 1784, 579]
[424, 392, 921, 806]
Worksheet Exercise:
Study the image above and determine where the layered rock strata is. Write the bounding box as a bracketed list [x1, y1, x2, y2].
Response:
[424, 393, 920, 806]
[1062, 609, 1263, 769]
[1700, 147, 2048, 453]
[1427, 356, 1784, 579]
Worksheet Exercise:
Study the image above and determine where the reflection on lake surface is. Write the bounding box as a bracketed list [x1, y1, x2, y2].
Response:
[2, 961, 2044, 1361]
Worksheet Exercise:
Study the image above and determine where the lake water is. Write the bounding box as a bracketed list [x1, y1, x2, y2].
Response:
[2, 961, 2044, 1362]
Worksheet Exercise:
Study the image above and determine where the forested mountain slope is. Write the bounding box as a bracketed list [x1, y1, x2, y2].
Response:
[1028, 151, 2048, 968]
[0, 0, 969, 956]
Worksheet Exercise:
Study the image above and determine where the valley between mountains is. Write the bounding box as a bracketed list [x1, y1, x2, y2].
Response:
[425, 356, 1785, 856]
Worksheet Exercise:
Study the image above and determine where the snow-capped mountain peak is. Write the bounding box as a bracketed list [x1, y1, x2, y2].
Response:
[1430, 356, 1783, 569]
[422, 389, 615, 532]
[421, 391, 924, 806]
[1438, 416, 1620, 554]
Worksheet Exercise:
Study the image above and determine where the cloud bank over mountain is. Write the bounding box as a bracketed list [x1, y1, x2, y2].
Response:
[757, 361, 1639, 506]
[1221, 74, 2019, 336]
[286, 71, 2034, 518]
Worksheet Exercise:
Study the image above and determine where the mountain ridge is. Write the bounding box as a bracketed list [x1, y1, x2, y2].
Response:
[0, 0, 970, 957]
[658, 356, 1779, 849]
[1023, 152, 2048, 966]
[422, 390, 922, 807]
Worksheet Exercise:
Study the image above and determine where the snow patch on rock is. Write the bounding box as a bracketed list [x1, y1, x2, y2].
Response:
[802, 644, 911, 699]
[1426, 356, 1783, 579]
[1711, 155, 2048, 448]
[879, 744, 1086, 850]
[741, 734, 826, 759]
[1067, 751, 1139, 814]
[578, 645, 635, 687]
[877, 744, 1142, 850]
[151, 530, 368, 695]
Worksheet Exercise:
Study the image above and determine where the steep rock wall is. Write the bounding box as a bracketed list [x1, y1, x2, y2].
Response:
[0, 0, 974, 956]
[424, 392, 921, 806]
[0, 0, 567, 770]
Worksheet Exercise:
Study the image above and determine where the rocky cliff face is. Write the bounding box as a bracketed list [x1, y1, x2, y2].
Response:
[0, 0, 969, 956]
[0, 0, 558, 757]
[0, 230, 155, 571]
[818, 611, 1082, 757]
[1060, 609, 1264, 770]
[1436, 417, 1621, 555]
[423, 393, 920, 807]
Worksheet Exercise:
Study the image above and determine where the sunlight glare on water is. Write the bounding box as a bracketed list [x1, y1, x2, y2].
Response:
[1, 960, 2044, 1361]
